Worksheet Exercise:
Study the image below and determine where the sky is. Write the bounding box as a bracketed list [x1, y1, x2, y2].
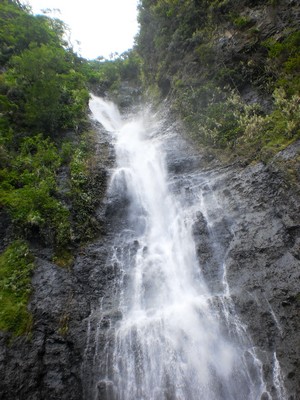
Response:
[26, 0, 139, 59]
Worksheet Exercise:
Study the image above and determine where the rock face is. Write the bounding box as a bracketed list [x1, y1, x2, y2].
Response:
[0, 259, 88, 400]
[182, 140, 300, 400]
[0, 121, 117, 400]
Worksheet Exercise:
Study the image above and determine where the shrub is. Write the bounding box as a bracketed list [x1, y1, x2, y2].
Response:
[0, 135, 71, 247]
[0, 240, 34, 336]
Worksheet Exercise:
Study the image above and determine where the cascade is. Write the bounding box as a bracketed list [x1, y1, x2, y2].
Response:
[88, 94, 270, 400]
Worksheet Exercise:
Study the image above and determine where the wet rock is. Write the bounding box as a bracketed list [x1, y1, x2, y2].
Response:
[191, 140, 300, 398]
[0, 116, 118, 400]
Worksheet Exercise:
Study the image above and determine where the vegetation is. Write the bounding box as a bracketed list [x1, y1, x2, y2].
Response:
[69, 131, 104, 245]
[83, 51, 141, 88]
[1, 135, 70, 243]
[0, 240, 34, 336]
[0, 1, 91, 250]
[0, 0, 104, 335]
[136, 0, 300, 158]
[81, 50, 142, 106]
[0, 0, 142, 336]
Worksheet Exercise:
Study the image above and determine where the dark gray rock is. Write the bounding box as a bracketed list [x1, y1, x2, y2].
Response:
[187, 140, 300, 399]
[0, 258, 87, 400]
[0, 116, 119, 400]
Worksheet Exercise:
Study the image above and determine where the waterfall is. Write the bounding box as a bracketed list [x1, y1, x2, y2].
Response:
[89, 95, 268, 400]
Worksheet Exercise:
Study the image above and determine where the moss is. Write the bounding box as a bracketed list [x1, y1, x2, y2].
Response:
[195, 42, 216, 67]
[58, 313, 70, 336]
[233, 16, 252, 30]
[271, 156, 300, 187]
[0, 240, 34, 336]
[264, 31, 300, 60]
[69, 130, 103, 244]
[52, 249, 74, 269]
[268, 0, 279, 5]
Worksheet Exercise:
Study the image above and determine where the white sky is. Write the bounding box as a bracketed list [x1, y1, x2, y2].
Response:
[25, 0, 139, 59]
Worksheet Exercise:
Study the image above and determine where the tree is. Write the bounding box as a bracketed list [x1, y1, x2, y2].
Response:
[5, 44, 88, 133]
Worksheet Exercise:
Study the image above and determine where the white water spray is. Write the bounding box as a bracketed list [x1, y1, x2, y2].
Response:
[273, 352, 287, 400]
[89, 95, 267, 400]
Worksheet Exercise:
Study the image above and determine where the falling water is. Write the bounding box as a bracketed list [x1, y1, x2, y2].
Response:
[273, 353, 287, 400]
[89, 95, 267, 400]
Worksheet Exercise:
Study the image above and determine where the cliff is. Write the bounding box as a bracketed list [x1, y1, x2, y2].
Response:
[0, 0, 299, 399]
[137, 0, 300, 156]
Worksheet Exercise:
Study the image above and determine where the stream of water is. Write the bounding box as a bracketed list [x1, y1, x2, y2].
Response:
[88, 95, 269, 400]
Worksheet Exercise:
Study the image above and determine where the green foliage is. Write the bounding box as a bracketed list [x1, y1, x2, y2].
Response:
[0, 240, 34, 336]
[52, 249, 74, 269]
[118, 51, 142, 81]
[263, 31, 300, 95]
[0, 1, 98, 254]
[0, 135, 71, 248]
[264, 32, 300, 60]
[0, 1, 89, 137]
[81, 50, 141, 95]
[171, 75, 299, 154]
[173, 86, 246, 147]
[87, 59, 120, 89]
[232, 15, 252, 29]
[196, 42, 215, 67]
[238, 88, 300, 147]
[136, 0, 299, 157]
[69, 133, 101, 243]
[58, 312, 70, 335]
[197, 98, 244, 147]
[0, 1, 111, 338]
[4, 44, 89, 133]
[0, 0, 66, 65]
[137, 0, 211, 83]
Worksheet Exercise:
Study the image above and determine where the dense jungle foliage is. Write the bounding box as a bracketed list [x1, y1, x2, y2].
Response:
[136, 0, 300, 158]
[0, 0, 91, 334]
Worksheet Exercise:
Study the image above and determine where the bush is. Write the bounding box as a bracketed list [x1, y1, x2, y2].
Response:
[0, 135, 71, 247]
[69, 133, 100, 242]
[5, 45, 89, 133]
[0, 240, 34, 336]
